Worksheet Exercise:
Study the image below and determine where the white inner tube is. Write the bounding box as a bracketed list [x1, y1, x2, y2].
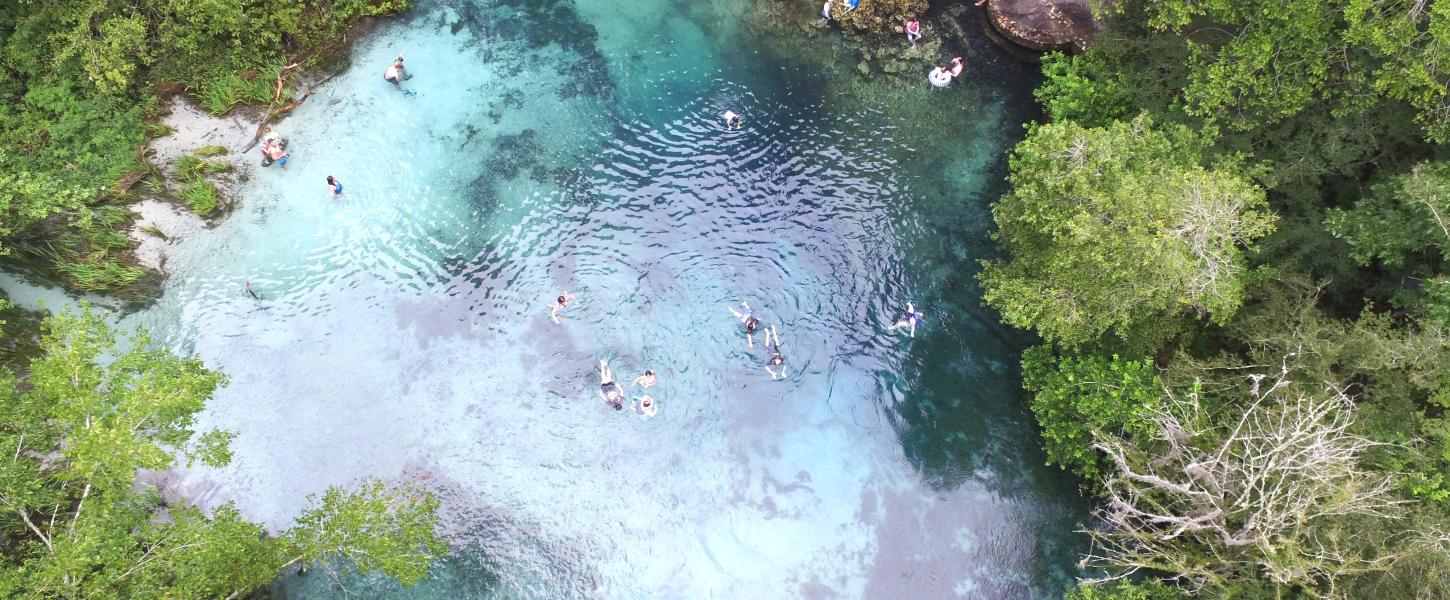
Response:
[928, 69, 952, 88]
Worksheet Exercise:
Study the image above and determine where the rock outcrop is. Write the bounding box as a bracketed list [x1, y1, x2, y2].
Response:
[986, 0, 1100, 52]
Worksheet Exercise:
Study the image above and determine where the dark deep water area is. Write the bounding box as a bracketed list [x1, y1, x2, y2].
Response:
[3, 0, 1090, 597]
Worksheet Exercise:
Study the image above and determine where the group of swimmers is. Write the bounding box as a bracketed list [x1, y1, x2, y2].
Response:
[554, 291, 925, 417]
[258, 54, 418, 200]
[551, 293, 660, 417]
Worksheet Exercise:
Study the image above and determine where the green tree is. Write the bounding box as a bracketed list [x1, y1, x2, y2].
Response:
[1021, 345, 1160, 485]
[0, 309, 444, 598]
[980, 115, 1276, 347]
[1326, 161, 1450, 268]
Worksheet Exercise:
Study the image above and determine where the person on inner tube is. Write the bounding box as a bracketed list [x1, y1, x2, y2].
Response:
[888, 301, 923, 337]
[728, 300, 761, 348]
[763, 325, 788, 380]
[598, 359, 624, 410]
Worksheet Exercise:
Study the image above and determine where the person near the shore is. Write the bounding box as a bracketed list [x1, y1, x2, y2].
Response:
[844, 0, 859, 12]
[723, 110, 742, 130]
[821, 0, 832, 20]
[634, 370, 657, 388]
[326, 176, 343, 199]
[634, 395, 658, 418]
[728, 300, 762, 348]
[599, 359, 625, 410]
[763, 325, 787, 380]
[551, 291, 576, 324]
[949, 56, 965, 78]
[263, 143, 288, 167]
[906, 20, 922, 44]
[888, 301, 924, 337]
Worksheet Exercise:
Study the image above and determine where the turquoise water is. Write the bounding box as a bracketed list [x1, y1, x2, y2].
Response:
[20, 0, 1090, 596]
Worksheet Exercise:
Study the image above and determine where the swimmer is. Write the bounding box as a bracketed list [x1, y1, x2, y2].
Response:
[949, 57, 965, 79]
[723, 110, 742, 130]
[326, 175, 343, 199]
[887, 301, 923, 337]
[728, 300, 761, 348]
[763, 325, 787, 380]
[551, 291, 576, 324]
[634, 370, 657, 388]
[635, 395, 658, 418]
[598, 359, 624, 410]
[906, 20, 921, 44]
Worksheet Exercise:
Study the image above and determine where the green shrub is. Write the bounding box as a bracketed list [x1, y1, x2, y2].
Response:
[1021, 345, 1161, 486]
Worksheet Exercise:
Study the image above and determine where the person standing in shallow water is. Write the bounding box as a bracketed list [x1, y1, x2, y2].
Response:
[598, 359, 624, 410]
[906, 20, 922, 44]
[326, 176, 343, 199]
[384, 54, 415, 95]
[550, 291, 575, 324]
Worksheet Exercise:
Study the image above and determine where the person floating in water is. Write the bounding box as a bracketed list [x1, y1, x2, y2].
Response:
[634, 369, 657, 388]
[634, 395, 658, 418]
[723, 110, 742, 130]
[949, 56, 965, 79]
[763, 325, 787, 380]
[326, 175, 343, 199]
[384, 54, 415, 95]
[728, 300, 762, 348]
[551, 291, 575, 324]
[598, 359, 624, 410]
[888, 301, 924, 337]
[906, 20, 922, 44]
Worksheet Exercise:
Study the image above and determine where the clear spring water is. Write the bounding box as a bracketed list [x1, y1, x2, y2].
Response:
[17, 0, 1092, 596]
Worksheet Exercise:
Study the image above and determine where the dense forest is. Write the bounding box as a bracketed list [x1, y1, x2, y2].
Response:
[0, 2, 446, 597]
[987, 1, 1450, 598]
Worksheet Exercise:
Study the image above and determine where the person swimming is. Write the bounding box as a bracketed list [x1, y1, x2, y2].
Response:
[906, 20, 922, 44]
[722, 110, 742, 130]
[887, 301, 924, 337]
[634, 369, 657, 388]
[728, 301, 761, 348]
[635, 395, 658, 418]
[763, 325, 787, 380]
[551, 291, 575, 324]
[598, 359, 624, 410]
[949, 56, 965, 79]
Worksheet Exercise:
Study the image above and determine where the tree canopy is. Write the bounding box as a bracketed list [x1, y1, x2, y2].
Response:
[0, 309, 443, 598]
[981, 115, 1275, 347]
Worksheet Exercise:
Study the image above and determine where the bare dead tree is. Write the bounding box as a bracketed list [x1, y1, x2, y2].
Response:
[1079, 361, 1403, 597]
